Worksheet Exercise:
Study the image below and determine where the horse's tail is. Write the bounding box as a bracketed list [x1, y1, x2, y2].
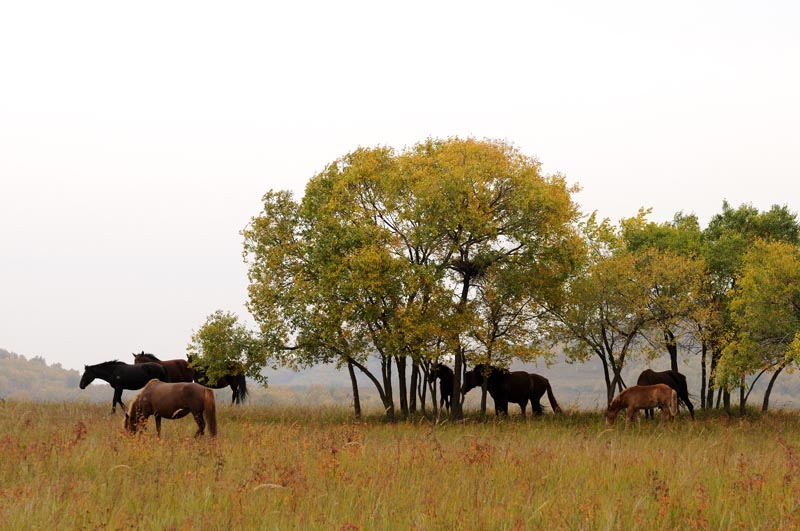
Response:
[669, 389, 678, 417]
[546, 380, 562, 413]
[235, 373, 248, 404]
[203, 387, 217, 437]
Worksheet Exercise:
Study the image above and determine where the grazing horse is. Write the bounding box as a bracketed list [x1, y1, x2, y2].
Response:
[462, 364, 562, 417]
[606, 384, 678, 427]
[124, 379, 217, 437]
[79, 360, 170, 413]
[637, 369, 695, 420]
[132, 352, 194, 382]
[187, 354, 249, 405]
[427, 363, 454, 413]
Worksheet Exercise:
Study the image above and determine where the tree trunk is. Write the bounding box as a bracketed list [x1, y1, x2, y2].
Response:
[347, 360, 361, 419]
[347, 356, 392, 420]
[723, 388, 731, 415]
[664, 328, 678, 372]
[700, 341, 707, 409]
[739, 376, 746, 416]
[707, 348, 720, 409]
[395, 355, 408, 417]
[480, 380, 489, 417]
[762, 364, 786, 412]
[380, 355, 395, 420]
[409, 361, 419, 413]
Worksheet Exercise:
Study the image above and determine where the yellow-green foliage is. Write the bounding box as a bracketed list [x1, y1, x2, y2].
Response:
[2, 401, 800, 530]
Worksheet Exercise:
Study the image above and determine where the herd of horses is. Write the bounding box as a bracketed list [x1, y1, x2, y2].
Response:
[79, 352, 247, 437]
[429, 364, 694, 427]
[79, 352, 694, 437]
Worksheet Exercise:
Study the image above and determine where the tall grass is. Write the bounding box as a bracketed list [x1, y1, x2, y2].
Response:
[1, 400, 799, 530]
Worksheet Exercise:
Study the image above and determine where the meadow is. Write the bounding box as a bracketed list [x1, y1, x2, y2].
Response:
[2, 400, 799, 531]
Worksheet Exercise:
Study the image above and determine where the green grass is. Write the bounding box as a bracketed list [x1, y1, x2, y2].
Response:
[2, 401, 799, 530]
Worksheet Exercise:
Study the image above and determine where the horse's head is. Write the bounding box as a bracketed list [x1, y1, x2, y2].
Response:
[605, 407, 618, 426]
[427, 365, 439, 383]
[124, 400, 142, 433]
[461, 369, 482, 395]
[79, 366, 94, 389]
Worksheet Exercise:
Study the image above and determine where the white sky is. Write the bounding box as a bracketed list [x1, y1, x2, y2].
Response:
[1, 1, 798, 372]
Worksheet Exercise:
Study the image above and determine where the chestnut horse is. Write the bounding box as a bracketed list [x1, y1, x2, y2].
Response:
[606, 384, 678, 427]
[132, 352, 194, 383]
[427, 363, 454, 413]
[637, 369, 695, 420]
[124, 379, 217, 437]
[462, 364, 562, 417]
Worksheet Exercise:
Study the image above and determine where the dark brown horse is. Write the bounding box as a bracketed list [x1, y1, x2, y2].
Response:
[606, 384, 677, 427]
[462, 364, 562, 417]
[637, 369, 695, 420]
[132, 352, 194, 382]
[79, 360, 170, 413]
[427, 363, 454, 413]
[124, 379, 217, 437]
[187, 354, 249, 405]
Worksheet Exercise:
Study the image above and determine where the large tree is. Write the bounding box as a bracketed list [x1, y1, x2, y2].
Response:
[241, 138, 583, 419]
[716, 240, 800, 411]
[701, 201, 800, 413]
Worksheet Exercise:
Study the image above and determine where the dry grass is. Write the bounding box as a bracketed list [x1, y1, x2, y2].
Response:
[2, 400, 799, 530]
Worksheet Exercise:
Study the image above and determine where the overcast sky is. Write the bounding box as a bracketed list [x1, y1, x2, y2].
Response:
[1, 1, 798, 372]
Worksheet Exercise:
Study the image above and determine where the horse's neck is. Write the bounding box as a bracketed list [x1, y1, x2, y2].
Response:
[91, 364, 120, 382]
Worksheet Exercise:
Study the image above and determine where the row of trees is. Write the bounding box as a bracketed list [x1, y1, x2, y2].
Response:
[189, 138, 800, 419]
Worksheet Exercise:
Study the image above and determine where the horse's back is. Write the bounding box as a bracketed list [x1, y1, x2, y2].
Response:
[147, 381, 207, 415]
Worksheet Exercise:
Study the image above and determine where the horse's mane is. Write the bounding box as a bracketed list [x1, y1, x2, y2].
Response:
[135, 352, 161, 362]
[89, 360, 122, 368]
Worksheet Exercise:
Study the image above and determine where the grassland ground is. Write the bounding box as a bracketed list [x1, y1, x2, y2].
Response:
[2, 400, 800, 530]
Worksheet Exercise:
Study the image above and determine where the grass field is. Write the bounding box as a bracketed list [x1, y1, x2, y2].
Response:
[1, 400, 799, 530]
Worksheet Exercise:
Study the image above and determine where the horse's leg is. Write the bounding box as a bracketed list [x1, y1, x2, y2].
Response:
[155, 416, 162, 438]
[112, 387, 125, 414]
[194, 412, 205, 437]
[520, 401, 527, 418]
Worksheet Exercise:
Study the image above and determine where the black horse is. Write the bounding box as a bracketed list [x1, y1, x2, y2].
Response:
[187, 354, 249, 405]
[427, 363, 454, 413]
[79, 360, 170, 413]
[462, 364, 562, 417]
[636, 369, 695, 420]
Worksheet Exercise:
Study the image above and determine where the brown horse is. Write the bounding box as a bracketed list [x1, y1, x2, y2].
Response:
[637, 369, 695, 420]
[124, 379, 217, 437]
[427, 363, 454, 413]
[462, 364, 562, 417]
[132, 352, 195, 382]
[606, 384, 678, 427]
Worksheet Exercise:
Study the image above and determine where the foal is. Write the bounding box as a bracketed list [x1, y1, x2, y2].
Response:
[606, 384, 677, 427]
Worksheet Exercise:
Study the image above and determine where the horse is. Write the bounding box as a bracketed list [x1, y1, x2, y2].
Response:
[187, 354, 249, 405]
[606, 384, 678, 427]
[124, 379, 217, 437]
[637, 369, 695, 420]
[79, 360, 170, 413]
[132, 352, 195, 382]
[427, 363, 454, 413]
[461, 364, 562, 417]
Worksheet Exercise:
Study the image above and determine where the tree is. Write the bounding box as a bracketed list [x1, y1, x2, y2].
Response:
[716, 240, 800, 411]
[622, 211, 708, 365]
[701, 202, 800, 413]
[545, 214, 655, 404]
[187, 310, 260, 384]
[241, 137, 583, 420]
